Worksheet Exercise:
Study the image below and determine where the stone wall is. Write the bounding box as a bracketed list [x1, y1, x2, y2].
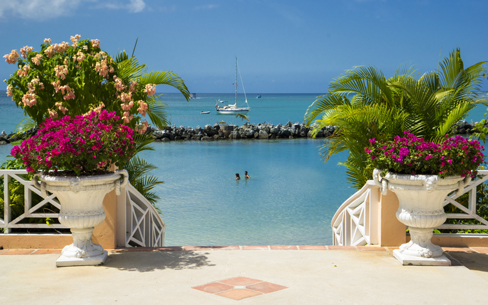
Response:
[151, 121, 335, 142]
[0, 119, 478, 145]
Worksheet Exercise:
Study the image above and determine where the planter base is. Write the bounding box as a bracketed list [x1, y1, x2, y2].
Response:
[393, 249, 451, 266]
[56, 250, 108, 267]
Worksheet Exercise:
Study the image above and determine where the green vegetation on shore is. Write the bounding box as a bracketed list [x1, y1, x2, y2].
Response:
[305, 48, 487, 189]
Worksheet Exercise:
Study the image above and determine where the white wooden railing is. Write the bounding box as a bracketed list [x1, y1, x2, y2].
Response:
[440, 170, 488, 231]
[332, 171, 488, 246]
[118, 184, 166, 247]
[331, 181, 379, 246]
[0, 170, 165, 247]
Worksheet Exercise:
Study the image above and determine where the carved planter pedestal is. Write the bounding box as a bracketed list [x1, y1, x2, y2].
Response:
[373, 169, 470, 266]
[34, 170, 128, 267]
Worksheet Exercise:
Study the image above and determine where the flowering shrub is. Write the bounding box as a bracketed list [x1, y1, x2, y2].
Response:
[365, 131, 485, 178]
[4, 35, 153, 133]
[10, 110, 136, 176]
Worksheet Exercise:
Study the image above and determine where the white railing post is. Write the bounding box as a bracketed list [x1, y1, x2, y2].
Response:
[369, 187, 380, 245]
[4, 174, 11, 234]
[116, 185, 128, 248]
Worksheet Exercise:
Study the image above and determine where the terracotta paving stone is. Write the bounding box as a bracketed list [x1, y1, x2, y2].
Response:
[241, 246, 269, 250]
[219, 277, 262, 286]
[32, 249, 62, 255]
[183, 246, 213, 251]
[109, 249, 128, 253]
[124, 247, 154, 252]
[327, 246, 357, 251]
[298, 245, 327, 250]
[192, 282, 234, 294]
[442, 247, 475, 253]
[246, 282, 288, 294]
[471, 247, 488, 253]
[1, 249, 35, 255]
[212, 246, 240, 250]
[154, 246, 184, 251]
[216, 289, 262, 300]
[357, 246, 387, 251]
[270, 245, 298, 250]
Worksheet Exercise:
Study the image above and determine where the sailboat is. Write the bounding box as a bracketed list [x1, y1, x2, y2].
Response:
[216, 57, 250, 114]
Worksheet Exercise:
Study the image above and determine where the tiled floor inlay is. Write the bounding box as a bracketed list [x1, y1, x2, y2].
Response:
[192, 276, 287, 300]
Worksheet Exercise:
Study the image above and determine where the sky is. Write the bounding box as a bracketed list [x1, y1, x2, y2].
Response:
[0, 0, 487, 93]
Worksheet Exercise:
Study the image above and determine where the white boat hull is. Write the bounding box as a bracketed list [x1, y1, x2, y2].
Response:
[217, 108, 250, 114]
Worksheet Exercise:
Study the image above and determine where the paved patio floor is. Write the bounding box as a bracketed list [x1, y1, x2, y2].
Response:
[1, 246, 487, 304]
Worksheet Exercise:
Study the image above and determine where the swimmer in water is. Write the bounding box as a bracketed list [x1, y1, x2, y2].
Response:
[245, 171, 250, 179]
[236, 173, 241, 180]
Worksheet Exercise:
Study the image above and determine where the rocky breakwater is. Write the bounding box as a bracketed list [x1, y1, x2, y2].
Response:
[0, 127, 38, 145]
[150, 121, 336, 142]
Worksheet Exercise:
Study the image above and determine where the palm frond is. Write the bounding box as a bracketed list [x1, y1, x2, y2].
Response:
[15, 117, 37, 133]
[434, 102, 473, 142]
[146, 95, 170, 128]
[137, 70, 191, 101]
[133, 133, 155, 154]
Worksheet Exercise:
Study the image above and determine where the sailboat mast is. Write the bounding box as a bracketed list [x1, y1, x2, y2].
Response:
[235, 57, 238, 104]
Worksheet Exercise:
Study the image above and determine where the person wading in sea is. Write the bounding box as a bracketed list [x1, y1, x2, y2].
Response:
[245, 171, 250, 179]
[236, 173, 241, 180]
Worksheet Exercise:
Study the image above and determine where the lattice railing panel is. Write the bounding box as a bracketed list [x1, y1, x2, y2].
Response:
[439, 170, 488, 231]
[2, 170, 166, 248]
[332, 186, 372, 246]
[1, 170, 64, 233]
[125, 184, 165, 247]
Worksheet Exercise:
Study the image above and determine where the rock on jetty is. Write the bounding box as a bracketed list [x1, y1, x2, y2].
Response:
[150, 121, 336, 142]
[0, 127, 38, 145]
[0, 120, 479, 145]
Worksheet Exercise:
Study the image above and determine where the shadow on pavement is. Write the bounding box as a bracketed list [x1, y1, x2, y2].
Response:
[104, 250, 216, 272]
[446, 251, 488, 273]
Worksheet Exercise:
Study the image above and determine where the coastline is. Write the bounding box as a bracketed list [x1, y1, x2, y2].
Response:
[0, 119, 478, 145]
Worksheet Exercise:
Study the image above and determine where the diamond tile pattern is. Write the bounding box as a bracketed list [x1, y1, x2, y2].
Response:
[192, 276, 287, 300]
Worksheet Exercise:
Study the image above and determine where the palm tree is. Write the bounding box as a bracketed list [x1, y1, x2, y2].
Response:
[305, 48, 487, 189]
[114, 49, 190, 205]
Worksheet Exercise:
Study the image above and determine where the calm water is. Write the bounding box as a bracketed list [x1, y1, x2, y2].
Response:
[1, 91, 488, 245]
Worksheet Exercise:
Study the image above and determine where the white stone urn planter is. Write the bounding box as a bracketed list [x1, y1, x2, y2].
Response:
[373, 169, 470, 266]
[33, 170, 128, 267]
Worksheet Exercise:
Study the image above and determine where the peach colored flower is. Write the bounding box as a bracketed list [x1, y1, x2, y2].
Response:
[129, 80, 138, 93]
[74, 51, 85, 63]
[31, 54, 43, 65]
[61, 85, 75, 100]
[120, 92, 132, 103]
[44, 46, 55, 58]
[55, 102, 68, 114]
[144, 84, 156, 96]
[114, 76, 126, 92]
[44, 38, 52, 44]
[48, 109, 58, 119]
[70, 35, 79, 47]
[28, 77, 44, 93]
[51, 80, 61, 93]
[122, 114, 133, 124]
[91, 39, 100, 48]
[54, 65, 68, 80]
[6, 85, 13, 97]
[135, 121, 149, 134]
[137, 100, 148, 116]
[20, 46, 34, 59]
[3, 49, 19, 64]
[53, 42, 69, 54]
[22, 93, 37, 107]
[17, 65, 31, 77]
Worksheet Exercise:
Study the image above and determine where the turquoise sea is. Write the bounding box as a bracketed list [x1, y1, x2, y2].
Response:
[1, 92, 488, 245]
